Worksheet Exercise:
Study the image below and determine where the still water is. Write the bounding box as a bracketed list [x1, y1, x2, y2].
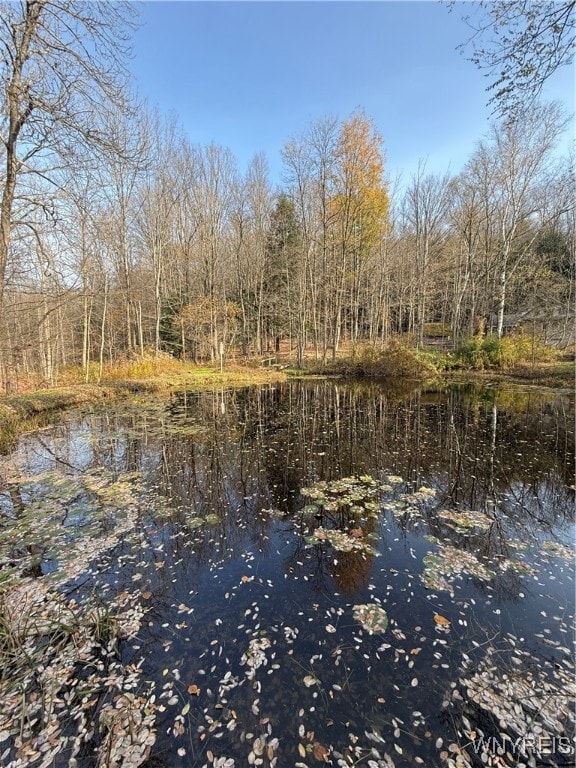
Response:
[0, 380, 574, 768]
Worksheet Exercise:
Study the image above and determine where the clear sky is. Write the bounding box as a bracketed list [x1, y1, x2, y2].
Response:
[130, 1, 574, 187]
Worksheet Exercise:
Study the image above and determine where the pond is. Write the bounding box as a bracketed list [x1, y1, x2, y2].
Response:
[0, 380, 574, 768]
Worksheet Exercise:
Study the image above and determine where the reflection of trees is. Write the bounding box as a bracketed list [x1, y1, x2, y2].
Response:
[330, 549, 372, 594]
[4, 380, 573, 596]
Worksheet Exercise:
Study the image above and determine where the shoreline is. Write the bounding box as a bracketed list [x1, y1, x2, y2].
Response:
[0, 366, 288, 451]
[0, 361, 573, 451]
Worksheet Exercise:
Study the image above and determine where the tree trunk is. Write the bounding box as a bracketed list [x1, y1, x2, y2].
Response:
[0, 1, 44, 312]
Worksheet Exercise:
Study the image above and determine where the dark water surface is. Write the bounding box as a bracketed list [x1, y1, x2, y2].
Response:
[1, 380, 574, 768]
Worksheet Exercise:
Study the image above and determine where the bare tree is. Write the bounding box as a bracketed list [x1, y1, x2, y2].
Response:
[191, 143, 238, 361]
[452, 1, 575, 116]
[0, 0, 137, 305]
[485, 104, 567, 336]
[402, 163, 453, 347]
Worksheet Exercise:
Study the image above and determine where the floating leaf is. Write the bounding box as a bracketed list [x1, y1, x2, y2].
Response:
[353, 604, 389, 634]
[313, 742, 329, 761]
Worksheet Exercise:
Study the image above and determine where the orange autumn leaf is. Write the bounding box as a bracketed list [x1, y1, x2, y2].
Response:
[313, 742, 329, 762]
[433, 613, 451, 627]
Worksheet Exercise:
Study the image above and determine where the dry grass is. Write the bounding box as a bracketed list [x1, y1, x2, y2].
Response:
[296, 339, 436, 380]
[0, 362, 287, 450]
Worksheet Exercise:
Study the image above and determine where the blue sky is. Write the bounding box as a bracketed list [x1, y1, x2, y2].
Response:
[130, 1, 574, 187]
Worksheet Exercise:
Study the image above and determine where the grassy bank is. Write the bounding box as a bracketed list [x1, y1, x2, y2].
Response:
[439, 359, 575, 391]
[0, 364, 287, 451]
[289, 336, 574, 392]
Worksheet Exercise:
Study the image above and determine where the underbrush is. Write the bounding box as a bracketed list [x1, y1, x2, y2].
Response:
[455, 331, 558, 370]
[98, 351, 186, 381]
[322, 340, 437, 380]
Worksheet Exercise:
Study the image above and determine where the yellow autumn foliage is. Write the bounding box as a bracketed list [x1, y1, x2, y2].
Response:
[329, 109, 389, 253]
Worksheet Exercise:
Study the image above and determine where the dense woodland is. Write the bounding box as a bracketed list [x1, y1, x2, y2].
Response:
[0, 2, 574, 391]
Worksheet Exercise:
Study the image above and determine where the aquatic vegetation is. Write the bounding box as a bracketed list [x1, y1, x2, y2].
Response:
[302, 476, 385, 555]
[306, 526, 379, 555]
[498, 557, 537, 576]
[400, 485, 437, 504]
[450, 643, 576, 768]
[0, 468, 147, 586]
[301, 474, 385, 516]
[437, 509, 493, 533]
[0, 580, 154, 768]
[353, 603, 389, 634]
[542, 540, 573, 560]
[422, 545, 496, 596]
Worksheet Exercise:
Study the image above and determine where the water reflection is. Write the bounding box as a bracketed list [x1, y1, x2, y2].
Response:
[92, 382, 572, 521]
[0, 380, 573, 768]
[2, 381, 573, 586]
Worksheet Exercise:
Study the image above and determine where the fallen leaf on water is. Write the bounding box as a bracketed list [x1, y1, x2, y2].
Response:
[313, 742, 329, 761]
[433, 613, 450, 627]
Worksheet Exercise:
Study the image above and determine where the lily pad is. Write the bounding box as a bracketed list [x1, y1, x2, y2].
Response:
[353, 603, 389, 634]
[422, 544, 495, 595]
[437, 509, 493, 533]
[306, 526, 379, 556]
